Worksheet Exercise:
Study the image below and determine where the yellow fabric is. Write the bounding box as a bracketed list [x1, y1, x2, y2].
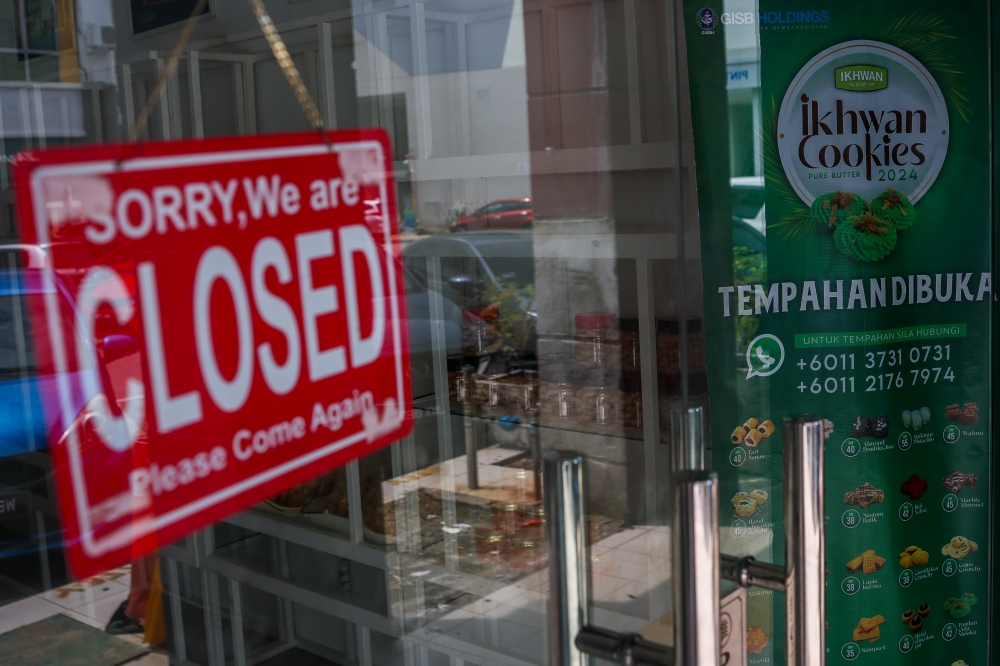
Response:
[143, 560, 167, 647]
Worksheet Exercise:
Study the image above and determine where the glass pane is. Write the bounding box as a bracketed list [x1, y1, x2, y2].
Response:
[0, 0, 700, 660]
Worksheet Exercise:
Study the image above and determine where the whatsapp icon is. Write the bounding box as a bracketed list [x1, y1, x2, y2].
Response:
[746, 334, 785, 379]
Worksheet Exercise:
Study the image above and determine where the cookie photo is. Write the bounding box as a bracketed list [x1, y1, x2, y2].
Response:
[870, 415, 889, 439]
[850, 414, 870, 438]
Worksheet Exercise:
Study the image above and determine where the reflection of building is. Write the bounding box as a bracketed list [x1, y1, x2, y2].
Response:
[0, 0, 116, 240]
[0, 3, 709, 664]
[724, 0, 760, 178]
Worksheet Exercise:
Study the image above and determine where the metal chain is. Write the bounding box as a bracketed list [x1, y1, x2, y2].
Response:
[246, 0, 328, 140]
[128, 0, 208, 142]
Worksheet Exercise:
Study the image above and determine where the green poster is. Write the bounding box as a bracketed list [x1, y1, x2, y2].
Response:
[685, 2, 992, 665]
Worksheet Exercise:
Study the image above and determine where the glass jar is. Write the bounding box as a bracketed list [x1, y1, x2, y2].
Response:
[447, 354, 473, 411]
[473, 355, 509, 415]
[539, 354, 576, 421]
[506, 354, 539, 419]
[491, 501, 523, 537]
[474, 523, 509, 562]
[618, 315, 641, 370]
[620, 370, 643, 431]
[508, 538, 545, 572]
[574, 312, 617, 367]
[462, 306, 503, 356]
[521, 503, 544, 540]
[576, 367, 617, 427]
[656, 317, 706, 375]
[503, 468, 534, 505]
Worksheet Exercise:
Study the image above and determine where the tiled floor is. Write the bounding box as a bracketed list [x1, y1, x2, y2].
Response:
[412, 525, 673, 663]
[0, 565, 168, 665]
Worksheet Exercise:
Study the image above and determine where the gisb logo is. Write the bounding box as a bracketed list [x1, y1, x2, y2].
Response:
[721, 12, 755, 25]
[696, 7, 717, 31]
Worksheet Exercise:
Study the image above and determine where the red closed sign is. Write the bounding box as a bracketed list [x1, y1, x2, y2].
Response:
[14, 130, 412, 577]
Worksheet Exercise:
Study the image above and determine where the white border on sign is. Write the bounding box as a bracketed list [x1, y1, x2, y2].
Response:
[30, 140, 406, 557]
[776, 40, 949, 205]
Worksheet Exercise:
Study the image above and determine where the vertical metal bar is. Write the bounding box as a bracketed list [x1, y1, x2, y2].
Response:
[166, 558, 188, 663]
[200, 569, 225, 666]
[18, 88, 31, 148]
[35, 510, 51, 590]
[242, 58, 257, 134]
[672, 470, 720, 666]
[455, 18, 471, 157]
[372, 12, 395, 144]
[636, 258, 659, 523]
[623, 0, 643, 144]
[89, 84, 103, 143]
[233, 62, 246, 135]
[543, 451, 588, 666]
[154, 58, 171, 139]
[168, 59, 182, 138]
[464, 415, 478, 490]
[669, 401, 705, 472]
[0, 93, 8, 189]
[277, 540, 295, 643]
[188, 51, 204, 138]
[32, 87, 45, 148]
[410, 2, 432, 159]
[122, 64, 135, 136]
[357, 625, 373, 666]
[427, 256, 459, 569]
[346, 620, 357, 662]
[784, 416, 825, 666]
[347, 458, 364, 544]
[668, 0, 689, 407]
[318, 22, 337, 128]
[17, 0, 29, 81]
[229, 579, 247, 666]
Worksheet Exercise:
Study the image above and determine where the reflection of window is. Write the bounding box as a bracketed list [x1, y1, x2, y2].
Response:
[0, 0, 79, 82]
[0, 293, 34, 378]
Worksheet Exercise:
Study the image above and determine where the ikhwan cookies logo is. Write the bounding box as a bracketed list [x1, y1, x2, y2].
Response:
[777, 41, 948, 204]
[775, 41, 948, 262]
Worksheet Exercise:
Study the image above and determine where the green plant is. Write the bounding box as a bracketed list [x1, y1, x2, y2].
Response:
[478, 278, 536, 352]
[733, 246, 767, 350]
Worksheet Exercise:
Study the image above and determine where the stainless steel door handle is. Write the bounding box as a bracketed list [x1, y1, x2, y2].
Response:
[721, 416, 826, 666]
[544, 448, 720, 666]
[784, 416, 826, 666]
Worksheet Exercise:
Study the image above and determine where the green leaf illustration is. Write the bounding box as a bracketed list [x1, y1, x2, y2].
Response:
[757, 95, 813, 239]
[879, 13, 970, 123]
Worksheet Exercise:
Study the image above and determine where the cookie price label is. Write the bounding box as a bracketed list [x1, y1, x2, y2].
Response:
[842, 509, 861, 528]
[898, 502, 913, 521]
[841, 642, 860, 661]
[898, 635, 913, 653]
[842, 576, 861, 595]
[897, 431, 913, 451]
[730, 448, 747, 467]
[941, 557, 958, 577]
[842, 438, 860, 457]
[941, 623, 957, 642]
[731, 519, 747, 538]
[943, 424, 961, 443]
[942, 493, 958, 512]
[898, 569, 913, 588]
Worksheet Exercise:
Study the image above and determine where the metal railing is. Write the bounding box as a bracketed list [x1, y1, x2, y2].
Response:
[544, 411, 826, 666]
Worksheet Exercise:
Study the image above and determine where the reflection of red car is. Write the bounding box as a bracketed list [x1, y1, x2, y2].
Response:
[450, 198, 533, 232]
